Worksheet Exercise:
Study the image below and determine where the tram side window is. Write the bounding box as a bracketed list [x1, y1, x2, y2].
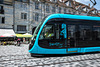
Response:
[55, 24, 60, 39]
[39, 24, 55, 40]
[68, 25, 76, 39]
[93, 26, 100, 40]
[79, 25, 92, 40]
[55, 24, 66, 40]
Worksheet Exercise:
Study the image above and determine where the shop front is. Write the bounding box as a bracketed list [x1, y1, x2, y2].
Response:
[0, 29, 16, 45]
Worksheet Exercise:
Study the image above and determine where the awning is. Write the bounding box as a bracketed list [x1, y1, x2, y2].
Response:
[16, 33, 32, 38]
[0, 29, 16, 37]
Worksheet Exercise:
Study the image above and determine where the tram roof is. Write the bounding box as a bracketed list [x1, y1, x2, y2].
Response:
[46, 14, 100, 21]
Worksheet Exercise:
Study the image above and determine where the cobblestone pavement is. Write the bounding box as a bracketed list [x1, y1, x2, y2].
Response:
[0, 44, 100, 67]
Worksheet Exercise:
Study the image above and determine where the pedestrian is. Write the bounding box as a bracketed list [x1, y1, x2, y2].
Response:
[14, 40, 17, 46]
[17, 38, 21, 46]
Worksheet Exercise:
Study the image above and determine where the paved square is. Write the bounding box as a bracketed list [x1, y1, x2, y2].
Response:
[0, 44, 100, 67]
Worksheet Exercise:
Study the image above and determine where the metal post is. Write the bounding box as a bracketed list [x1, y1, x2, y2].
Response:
[41, 1, 42, 19]
[13, 0, 15, 32]
[28, 0, 30, 33]
[43, 0, 46, 18]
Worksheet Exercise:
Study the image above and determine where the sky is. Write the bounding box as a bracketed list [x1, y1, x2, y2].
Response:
[76, 0, 100, 10]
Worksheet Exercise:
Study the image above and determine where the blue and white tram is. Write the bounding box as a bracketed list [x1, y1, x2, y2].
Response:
[29, 14, 100, 56]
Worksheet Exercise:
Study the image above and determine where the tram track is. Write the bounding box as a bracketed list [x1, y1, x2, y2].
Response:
[0, 55, 99, 66]
[0, 54, 30, 57]
[0, 54, 34, 62]
[33, 57, 100, 67]
[0, 57, 34, 62]
[0, 53, 100, 64]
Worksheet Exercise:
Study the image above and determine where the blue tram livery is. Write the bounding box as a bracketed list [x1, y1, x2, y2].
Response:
[29, 14, 100, 56]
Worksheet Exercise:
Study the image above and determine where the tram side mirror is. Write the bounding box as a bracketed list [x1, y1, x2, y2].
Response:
[31, 40, 34, 44]
[32, 27, 36, 35]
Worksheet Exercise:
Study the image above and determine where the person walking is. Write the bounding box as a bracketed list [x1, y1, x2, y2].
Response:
[17, 38, 21, 46]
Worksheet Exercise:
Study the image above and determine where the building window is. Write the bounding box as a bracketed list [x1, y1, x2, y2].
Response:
[59, 0, 63, 2]
[21, 13, 27, 19]
[35, 13, 39, 21]
[22, 0, 28, 2]
[2, 17, 5, 24]
[58, 7, 61, 13]
[0, 17, 5, 24]
[0, 6, 4, 14]
[15, 0, 22, 2]
[22, 3, 27, 10]
[83, 8, 87, 12]
[50, 0, 57, 2]
[46, 4, 50, 13]
[92, 11, 95, 14]
[68, 10, 71, 14]
[64, 8, 66, 14]
[53, 0, 57, 2]
[73, 11, 76, 15]
[65, 1, 72, 7]
[17, 25, 26, 31]
[0, 0, 3, 4]
[87, 9, 89, 12]
[52, 6, 56, 13]
[96, 10, 98, 14]
[78, 11, 81, 15]
[0, 17, 2, 23]
[35, 2, 39, 9]
[16, 0, 29, 2]
[98, 11, 100, 13]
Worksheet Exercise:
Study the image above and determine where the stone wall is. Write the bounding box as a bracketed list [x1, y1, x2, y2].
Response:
[0, 4, 13, 29]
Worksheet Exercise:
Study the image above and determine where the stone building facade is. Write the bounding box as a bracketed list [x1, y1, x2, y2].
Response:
[14, 1, 30, 33]
[0, 1, 13, 29]
[0, 0, 100, 34]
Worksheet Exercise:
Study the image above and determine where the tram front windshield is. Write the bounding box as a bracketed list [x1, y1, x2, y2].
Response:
[32, 17, 47, 40]
[39, 24, 55, 40]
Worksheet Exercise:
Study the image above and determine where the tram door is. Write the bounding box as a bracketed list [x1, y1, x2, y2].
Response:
[67, 25, 78, 53]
